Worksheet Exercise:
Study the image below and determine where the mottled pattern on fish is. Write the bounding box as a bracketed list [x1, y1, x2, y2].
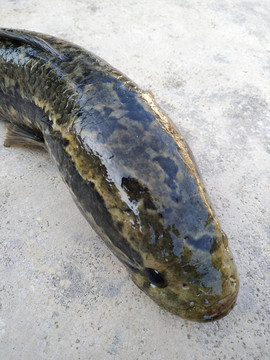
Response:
[0, 29, 239, 321]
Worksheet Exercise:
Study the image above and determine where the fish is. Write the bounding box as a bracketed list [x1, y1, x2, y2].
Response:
[0, 28, 239, 321]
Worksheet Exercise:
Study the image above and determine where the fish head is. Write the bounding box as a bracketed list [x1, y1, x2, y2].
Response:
[116, 128, 239, 321]
[128, 225, 239, 321]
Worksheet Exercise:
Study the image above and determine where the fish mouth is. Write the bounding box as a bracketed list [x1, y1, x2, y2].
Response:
[196, 287, 239, 322]
[150, 285, 239, 322]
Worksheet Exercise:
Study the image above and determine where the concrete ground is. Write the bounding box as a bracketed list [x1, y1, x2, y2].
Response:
[0, 0, 269, 359]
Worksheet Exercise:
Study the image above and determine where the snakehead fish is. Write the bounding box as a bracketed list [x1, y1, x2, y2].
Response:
[0, 29, 239, 321]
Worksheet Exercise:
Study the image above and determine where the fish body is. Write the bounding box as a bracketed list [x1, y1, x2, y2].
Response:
[0, 29, 239, 321]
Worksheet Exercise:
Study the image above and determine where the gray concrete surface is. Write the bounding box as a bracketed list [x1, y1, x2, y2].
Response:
[0, 0, 269, 359]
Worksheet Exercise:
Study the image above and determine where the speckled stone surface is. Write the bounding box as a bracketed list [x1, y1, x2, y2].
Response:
[0, 1, 269, 359]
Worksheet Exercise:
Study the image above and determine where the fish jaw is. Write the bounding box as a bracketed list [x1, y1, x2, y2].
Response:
[199, 285, 239, 322]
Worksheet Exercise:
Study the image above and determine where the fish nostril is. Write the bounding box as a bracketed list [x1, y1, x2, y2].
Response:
[181, 283, 189, 290]
[229, 275, 237, 288]
[144, 268, 167, 288]
[222, 231, 229, 248]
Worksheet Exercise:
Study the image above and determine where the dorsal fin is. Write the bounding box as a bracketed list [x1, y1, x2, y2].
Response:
[0, 29, 66, 60]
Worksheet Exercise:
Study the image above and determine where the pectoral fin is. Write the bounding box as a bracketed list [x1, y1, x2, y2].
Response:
[4, 123, 46, 149]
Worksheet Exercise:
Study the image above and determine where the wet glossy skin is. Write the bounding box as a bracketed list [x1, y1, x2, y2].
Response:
[0, 29, 239, 321]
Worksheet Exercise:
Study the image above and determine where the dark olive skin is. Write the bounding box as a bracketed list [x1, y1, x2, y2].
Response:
[0, 29, 239, 321]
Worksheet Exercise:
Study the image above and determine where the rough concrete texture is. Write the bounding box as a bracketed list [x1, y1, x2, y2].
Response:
[0, 0, 269, 359]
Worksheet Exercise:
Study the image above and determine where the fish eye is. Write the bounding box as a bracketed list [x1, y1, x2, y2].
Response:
[144, 268, 167, 288]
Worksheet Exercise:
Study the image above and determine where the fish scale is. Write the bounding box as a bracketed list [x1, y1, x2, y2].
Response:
[0, 28, 239, 321]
